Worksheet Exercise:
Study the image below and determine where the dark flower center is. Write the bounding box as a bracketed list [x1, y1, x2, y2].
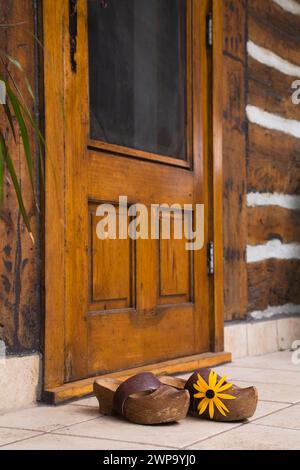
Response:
[206, 389, 215, 399]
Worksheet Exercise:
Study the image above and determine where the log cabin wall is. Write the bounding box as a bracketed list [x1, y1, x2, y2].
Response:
[0, 0, 41, 355]
[223, 0, 300, 321]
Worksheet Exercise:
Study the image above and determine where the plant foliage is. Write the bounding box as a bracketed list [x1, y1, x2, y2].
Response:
[0, 53, 44, 243]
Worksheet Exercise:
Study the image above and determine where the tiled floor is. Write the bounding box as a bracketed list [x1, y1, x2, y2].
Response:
[0, 351, 300, 450]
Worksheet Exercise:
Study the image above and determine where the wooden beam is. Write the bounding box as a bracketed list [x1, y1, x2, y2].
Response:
[249, 13, 300, 67]
[248, 206, 300, 245]
[247, 124, 300, 195]
[248, 259, 300, 312]
[248, 58, 300, 120]
[222, 0, 248, 321]
[249, 0, 300, 44]
[223, 0, 247, 62]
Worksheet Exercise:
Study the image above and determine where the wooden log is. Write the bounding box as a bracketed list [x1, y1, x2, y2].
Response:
[248, 260, 300, 312]
[248, 207, 300, 245]
[223, 0, 247, 62]
[223, 56, 247, 320]
[247, 124, 300, 194]
[0, 0, 40, 353]
[222, 0, 248, 321]
[249, 13, 300, 68]
[249, 0, 300, 44]
[248, 58, 300, 121]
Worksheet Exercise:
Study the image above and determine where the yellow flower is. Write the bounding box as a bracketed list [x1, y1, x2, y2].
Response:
[193, 371, 236, 419]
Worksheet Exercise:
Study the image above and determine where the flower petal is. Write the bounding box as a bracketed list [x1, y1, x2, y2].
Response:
[194, 392, 205, 399]
[215, 375, 227, 391]
[209, 370, 217, 388]
[198, 398, 209, 415]
[209, 399, 214, 419]
[217, 393, 236, 401]
[217, 383, 234, 393]
[196, 374, 209, 392]
[214, 397, 227, 416]
[193, 383, 204, 393]
[214, 397, 230, 414]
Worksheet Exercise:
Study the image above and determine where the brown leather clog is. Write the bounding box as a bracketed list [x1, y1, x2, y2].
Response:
[94, 372, 190, 425]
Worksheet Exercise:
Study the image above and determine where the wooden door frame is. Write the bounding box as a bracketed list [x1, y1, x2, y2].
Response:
[42, 0, 230, 404]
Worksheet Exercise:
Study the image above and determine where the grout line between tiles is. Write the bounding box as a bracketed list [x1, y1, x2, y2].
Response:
[0, 416, 104, 435]
[0, 427, 178, 450]
[49, 431, 179, 450]
[253, 423, 300, 432]
[181, 423, 245, 450]
[249, 402, 296, 423]
[53, 416, 106, 432]
[181, 401, 296, 449]
[0, 432, 47, 448]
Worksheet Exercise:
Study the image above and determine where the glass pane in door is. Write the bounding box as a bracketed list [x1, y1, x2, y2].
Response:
[88, 0, 188, 160]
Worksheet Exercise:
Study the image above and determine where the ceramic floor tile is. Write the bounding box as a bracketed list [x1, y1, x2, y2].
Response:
[0, 404, 100, 432]
[255, 403, 300, 430]
[241, 369, 300, 386]
[187, 424, 300, 450]
[71, 397, 99, 408]
[55, 415, 240, 449]
[249, 400, 288, 422]
[233, 380, 300, 404]
[0, 427, 42, 447]
[1, 433, 168, 450]
[232, 352, 300, 372]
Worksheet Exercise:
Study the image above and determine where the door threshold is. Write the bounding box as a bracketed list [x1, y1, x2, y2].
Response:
[43, 351, 231, 404]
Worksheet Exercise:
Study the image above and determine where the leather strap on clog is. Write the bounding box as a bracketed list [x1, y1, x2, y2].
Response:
[113, 372, 161, 416]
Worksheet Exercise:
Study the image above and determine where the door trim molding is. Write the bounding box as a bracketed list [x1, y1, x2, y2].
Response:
[211, 0, 224, 352]
[44, 0, 67, 389]
[43, 0, 227, 394]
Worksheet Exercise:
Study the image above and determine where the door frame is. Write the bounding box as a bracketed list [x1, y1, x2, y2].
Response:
[42, 0, 229, 403]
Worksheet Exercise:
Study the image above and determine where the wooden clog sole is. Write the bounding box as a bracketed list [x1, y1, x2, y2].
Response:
[94, 377, 190, 425]
[159, 375, 258, 422]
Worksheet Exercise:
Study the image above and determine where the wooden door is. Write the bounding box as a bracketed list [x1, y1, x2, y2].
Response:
[43, 0, 228, 397]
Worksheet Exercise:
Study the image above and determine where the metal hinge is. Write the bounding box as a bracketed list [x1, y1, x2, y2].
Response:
[208, 241, 214, 275]
[207, 12, 213, 47]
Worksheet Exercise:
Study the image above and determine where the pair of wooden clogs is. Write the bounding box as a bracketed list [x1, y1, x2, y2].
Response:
[94, 368, 258, 425]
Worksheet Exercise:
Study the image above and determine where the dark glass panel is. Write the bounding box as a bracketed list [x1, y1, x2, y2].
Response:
[88, 0, 187, 160]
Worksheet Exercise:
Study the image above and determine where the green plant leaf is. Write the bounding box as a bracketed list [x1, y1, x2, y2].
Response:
[3, 101, 17, 143]
[0, 131, 34, 242]
[2, 52, 35, 102]
[18, 98, 45, 183]
[6, 85, 36, 202]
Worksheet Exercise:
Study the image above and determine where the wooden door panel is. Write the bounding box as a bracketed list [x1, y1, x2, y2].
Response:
[87, 304, 197, 375]
[88, 151, 196, 205]
[158, 213, 194, 305]
[89, 204, 135, 312]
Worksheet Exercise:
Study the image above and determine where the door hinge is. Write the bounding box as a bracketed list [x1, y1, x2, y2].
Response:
[208, 241, 214, 276]
[207, 12, 213, 47]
